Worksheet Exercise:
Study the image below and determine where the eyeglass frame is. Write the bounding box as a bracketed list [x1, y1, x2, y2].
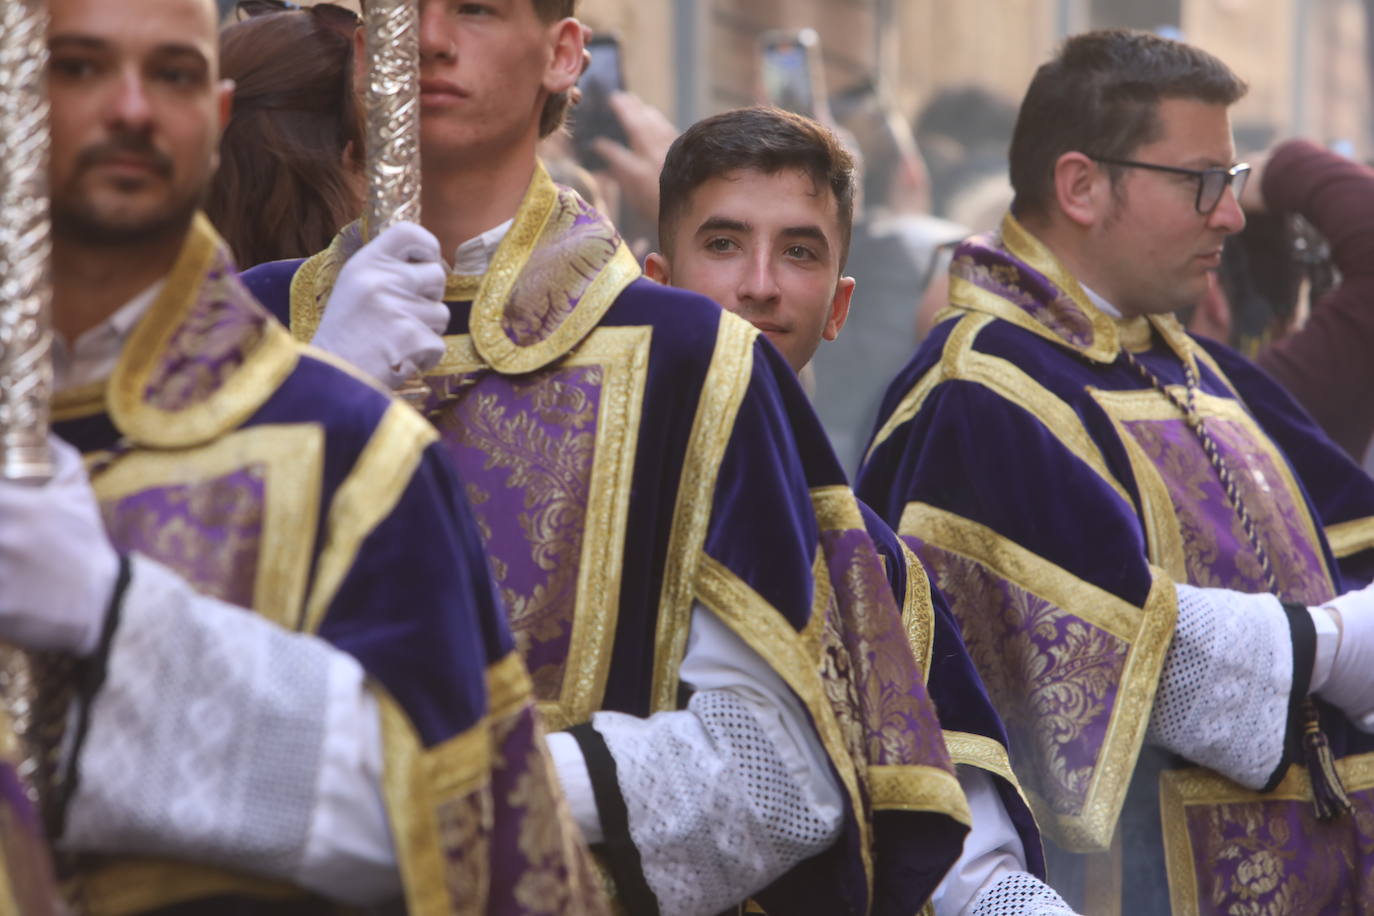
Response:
[1087, 155, 1251, 215]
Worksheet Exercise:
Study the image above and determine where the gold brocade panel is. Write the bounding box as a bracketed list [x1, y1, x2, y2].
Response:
[1091, 387, 1337, 604]
[423, 328, 651, 731]
[87, 424, 324, 631]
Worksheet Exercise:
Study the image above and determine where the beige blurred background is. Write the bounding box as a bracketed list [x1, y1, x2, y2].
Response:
[288, 0, 1372, 158]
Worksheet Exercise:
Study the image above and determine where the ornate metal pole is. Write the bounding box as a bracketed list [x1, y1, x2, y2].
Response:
[0, 0, 55, 485]
[0, 0, 55, 818]
[362, 0, 422, 237]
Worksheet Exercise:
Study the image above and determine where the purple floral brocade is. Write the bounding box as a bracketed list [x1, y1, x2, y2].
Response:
[428, 366, 605, 702]
[951, 238, 1096, 350]
[1179, 788, 1374, 913]
[907, 536, 1129, 817]
[818, 527, 953, 774]
[144, 254, 270, 413]
[502, 193, 621, 348]
[99, 466, 268, 610]
[1122, 415, 1336, 604]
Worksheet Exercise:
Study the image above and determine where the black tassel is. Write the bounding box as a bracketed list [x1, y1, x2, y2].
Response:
[1302, 699, 1352, 821]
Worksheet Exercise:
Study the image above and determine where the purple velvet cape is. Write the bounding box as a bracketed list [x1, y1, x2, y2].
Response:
[244, 164, 970, 916]
[52, 215, 605, 915]
[857, 213, 1374, 915]
[859, 500, 1045, 880]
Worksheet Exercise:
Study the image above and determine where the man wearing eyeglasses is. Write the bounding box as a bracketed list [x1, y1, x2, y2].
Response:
[856, 29, 1374, 915]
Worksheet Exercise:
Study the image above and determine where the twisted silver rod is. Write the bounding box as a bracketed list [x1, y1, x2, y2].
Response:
[363, 0, 422, 238]
[0, 0, 54, 483]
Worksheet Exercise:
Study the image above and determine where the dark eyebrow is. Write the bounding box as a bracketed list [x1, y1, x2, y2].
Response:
[48, 35, 109, 52]
[696, 216, 751, 235]
[779, 225, 831, 249]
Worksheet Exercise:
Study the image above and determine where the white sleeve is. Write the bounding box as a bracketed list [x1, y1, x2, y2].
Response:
[61, 554, 401, 906]
[931, 767, 1027, 916]
[1147, 583, 1294, 789]
[579, 602, 845, 916]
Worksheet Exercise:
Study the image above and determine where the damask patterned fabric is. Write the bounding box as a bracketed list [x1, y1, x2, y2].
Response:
[53, 214, 606, 915]
[856, 212, 1374, 915]
[246, 163, 972, 916]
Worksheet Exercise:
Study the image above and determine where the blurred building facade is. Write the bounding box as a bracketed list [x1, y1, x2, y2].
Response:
[582, 0, 1372, 159]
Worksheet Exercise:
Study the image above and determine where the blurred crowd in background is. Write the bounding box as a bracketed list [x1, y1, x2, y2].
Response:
[217, 0, 1374, 477]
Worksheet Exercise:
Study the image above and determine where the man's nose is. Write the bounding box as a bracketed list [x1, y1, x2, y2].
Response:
[107, 68, 153, 131]
[1209, 182, 1246, 235]
[418, 4, 456, 62]
[737, 250, 781, 304]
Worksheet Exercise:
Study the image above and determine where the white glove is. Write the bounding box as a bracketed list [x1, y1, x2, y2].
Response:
[312, 222, 450, 390]
[0, 436, 118, 656]
[1316, 582, 1374, 731]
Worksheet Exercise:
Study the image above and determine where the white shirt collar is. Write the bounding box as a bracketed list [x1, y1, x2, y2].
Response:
[1079, 282, 1122, 319]
[53, 279, 165, 391]
[451, 218, 514, 276]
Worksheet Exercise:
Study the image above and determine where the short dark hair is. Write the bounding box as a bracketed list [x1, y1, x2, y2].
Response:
[1008, 29, 1247, 219]
[359, 0, 575, 138]
[658, 106, 857, 270]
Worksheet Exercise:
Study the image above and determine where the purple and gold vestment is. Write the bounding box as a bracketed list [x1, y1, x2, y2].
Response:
[52, 215, 606, 915]
[246, 163, 972, 915]
[857, 212, 1374, 916]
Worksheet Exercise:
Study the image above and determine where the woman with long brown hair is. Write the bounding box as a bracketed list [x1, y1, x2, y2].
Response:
[208, 3, 364, 267]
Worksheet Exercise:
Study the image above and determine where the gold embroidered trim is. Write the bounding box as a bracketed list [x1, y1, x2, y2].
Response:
[302, 401, 436, 633]
[379, 688, 482, 916]
[869, 765, 971, 824]
[996, 213, 1120, 364]
[810, 485, 866, 531]
[72, 862, 303, 916]
[427, 328, 651, 731]
[899, 540, 935, 680]
[865, 312, 991, 460]
[109, 214, 299, 448]
[288, 239, 334, 343]
[1325, 517, 1374, 559]
[943, 730, 1017, 787]
[1158, 752, 1374, 916]
[468, 165, 642, 374]
[92, 424, 323, 631]
[446, 273, 481, 301]
[651, 313, 757, 712]
[52, 380, 107, 422]
[901, 502, 1177, 851]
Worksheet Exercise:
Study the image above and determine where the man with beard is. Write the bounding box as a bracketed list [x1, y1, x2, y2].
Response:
[0, 0, 605, 911]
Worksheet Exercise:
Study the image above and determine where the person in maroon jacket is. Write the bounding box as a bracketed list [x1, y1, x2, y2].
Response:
[1227, 140, 1374, 460]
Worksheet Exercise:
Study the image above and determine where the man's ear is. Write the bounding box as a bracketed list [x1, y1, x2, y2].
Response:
[211, 79, 235, 171]
[544, 18, 585, 95]
[822, 275, 856, 341]
[1053, 151, 1109, 228]
[644, 251, 671, 286]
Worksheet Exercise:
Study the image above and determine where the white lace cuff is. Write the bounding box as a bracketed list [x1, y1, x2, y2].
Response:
[1148, 584, 1293, 789]
[969, 872, 1079, 916]
[62, 555, 341, 889]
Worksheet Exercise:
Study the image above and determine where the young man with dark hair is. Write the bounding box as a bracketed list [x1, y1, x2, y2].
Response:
[244, 2, 971, 914]
[648, 105, 1076, 916]
[857, 29, 1374, 914]
[0, 0, 606, 911]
